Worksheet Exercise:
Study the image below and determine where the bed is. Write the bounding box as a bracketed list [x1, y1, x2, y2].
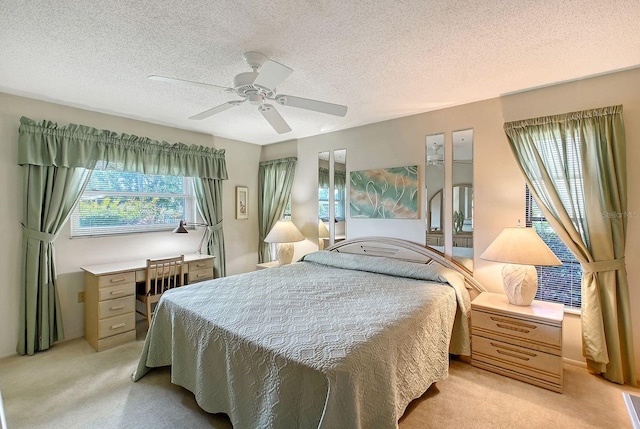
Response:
[132, 237, 484, 429]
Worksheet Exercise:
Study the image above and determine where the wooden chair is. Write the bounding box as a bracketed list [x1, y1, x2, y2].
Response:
[136, 255, 184, 326]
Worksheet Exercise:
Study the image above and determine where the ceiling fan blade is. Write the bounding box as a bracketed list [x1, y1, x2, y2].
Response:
[148, 75, 231, 91]
[253, 60, 293, 91]
[189, 100, 242, 120]
[275, 95, 347, 117]
[258, 104, 291, 134]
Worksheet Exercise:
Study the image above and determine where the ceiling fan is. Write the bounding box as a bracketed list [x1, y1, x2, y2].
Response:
[148, 52, 348, 134]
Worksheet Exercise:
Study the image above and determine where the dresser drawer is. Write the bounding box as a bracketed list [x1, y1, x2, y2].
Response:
[98, 283, 135, 301]
[188, 258, 214, 272]
[98, 313, 135, 339]
[472, 309, 561, 350]
[472, 335, 563, 385]
[98, 296, 134, 319]
[97, 271, 136, 288]
[97, 330, 136, 352]
[189, 268, 213, 283]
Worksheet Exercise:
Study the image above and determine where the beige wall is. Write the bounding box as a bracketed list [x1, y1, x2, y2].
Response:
[285, 67, 640, 372]
[2, 67, 639, 374]
[0, 93, 262, 357]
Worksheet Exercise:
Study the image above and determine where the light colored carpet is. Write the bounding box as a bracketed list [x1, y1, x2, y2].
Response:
[0, 329, 638, 429]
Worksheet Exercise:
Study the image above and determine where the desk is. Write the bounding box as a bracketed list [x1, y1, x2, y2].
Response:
[82, 254, 215, 352]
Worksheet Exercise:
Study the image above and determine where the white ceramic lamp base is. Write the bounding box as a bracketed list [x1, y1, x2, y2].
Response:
[502, 263, 538, 306]
[276, 242, 295, 265]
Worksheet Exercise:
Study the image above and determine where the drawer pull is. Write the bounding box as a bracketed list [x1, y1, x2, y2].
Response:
[110, 290, 126, 296]
[110, 323, 126, 330]
[196, 273, 209, 278]
[109, 277, 126, 283]
[496, 349, 531, 361]
[491, 342, 537, 361]
[109, 305, 125, 311]
[196, 263, 206, 267]
[495, 323, 531, 334]
[490, 316, 537, 332]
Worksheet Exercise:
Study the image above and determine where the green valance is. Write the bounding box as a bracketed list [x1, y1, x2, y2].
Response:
[18, 117, 228, 180]
[319, 167, 346, 189]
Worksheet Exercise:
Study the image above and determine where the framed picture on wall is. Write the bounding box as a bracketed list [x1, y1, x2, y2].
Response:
[236, 186, 248, 219]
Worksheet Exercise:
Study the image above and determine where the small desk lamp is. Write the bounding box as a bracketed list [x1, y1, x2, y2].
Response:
[173, 220, 210, 254]
[480, 224, 561, 306]
[264, 220, 304, 265]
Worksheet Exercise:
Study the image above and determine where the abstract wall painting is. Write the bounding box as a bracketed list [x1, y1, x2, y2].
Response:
[349, 165, 419, 219]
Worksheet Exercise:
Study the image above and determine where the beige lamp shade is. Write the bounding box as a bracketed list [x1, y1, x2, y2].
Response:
[318, 220, 330, 238]
[480, 227, 561, 306]
[265, 221, 304, 265]
[318, 220, 330, 250]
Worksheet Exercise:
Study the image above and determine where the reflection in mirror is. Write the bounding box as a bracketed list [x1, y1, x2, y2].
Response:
[318, 151, 330, 250]
[333, 149, 347, 245]
[318, 150, 347, 249]
[425, 133, 445, 252]
[452, 129, 473, 271]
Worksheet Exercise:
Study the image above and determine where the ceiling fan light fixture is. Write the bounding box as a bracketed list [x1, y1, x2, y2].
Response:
[427, 143, 444, 166]
[149, 51, 348, 134]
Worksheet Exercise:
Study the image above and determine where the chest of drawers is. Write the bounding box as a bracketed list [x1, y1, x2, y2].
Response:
[471, 292, 564, 392]
[84, 271, 137, 352]
[82, 254, 215, 351]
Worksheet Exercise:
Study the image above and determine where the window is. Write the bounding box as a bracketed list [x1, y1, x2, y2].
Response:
[282, 197, 292, 221]
[71, 167, 196, 237]
[525, 186, 582, 308]
[318, 187, 345, 221]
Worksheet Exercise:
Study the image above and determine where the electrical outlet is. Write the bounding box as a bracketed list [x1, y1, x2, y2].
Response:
[78, 291, 85, 303]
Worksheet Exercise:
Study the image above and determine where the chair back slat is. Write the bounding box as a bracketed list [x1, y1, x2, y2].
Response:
[137, 255, 184, 326]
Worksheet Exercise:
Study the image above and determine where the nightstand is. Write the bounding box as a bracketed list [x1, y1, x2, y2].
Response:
[256, 261, 280, 270]
[471, 292, 564, 392]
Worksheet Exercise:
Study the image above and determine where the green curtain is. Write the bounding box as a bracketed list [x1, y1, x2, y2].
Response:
[17, 117, 228, 355]
[193, 178, 226, 278]
[334, 169, 346, 189]
[318, 167, 330, 188]
[258, 157, 297, 263]
[334, 170, 346, 219]
[18, 165, 92, 355]
[504, 105, 636, 385]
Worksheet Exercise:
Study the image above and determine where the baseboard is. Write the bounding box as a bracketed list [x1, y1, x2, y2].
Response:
[563, 357, 587, 368]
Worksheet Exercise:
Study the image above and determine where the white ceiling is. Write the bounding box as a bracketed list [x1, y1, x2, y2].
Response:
[1, 1, 639, 146]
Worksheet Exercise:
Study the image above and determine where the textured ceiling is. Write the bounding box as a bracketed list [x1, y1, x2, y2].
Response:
[1, 1, 639, 145]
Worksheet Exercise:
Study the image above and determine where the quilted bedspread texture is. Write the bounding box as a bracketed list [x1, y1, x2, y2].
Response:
[133, 251, 471, 429]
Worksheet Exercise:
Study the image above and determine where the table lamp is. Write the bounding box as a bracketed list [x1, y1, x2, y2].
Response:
[264, 220, 305, 265]
[318, 220, 330, 250]
[480, 225, 561, 306]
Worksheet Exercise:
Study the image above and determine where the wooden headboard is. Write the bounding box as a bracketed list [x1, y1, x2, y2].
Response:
[325, 236, 485, 299]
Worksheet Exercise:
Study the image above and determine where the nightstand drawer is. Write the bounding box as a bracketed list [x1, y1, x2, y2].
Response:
[472, 335, 563, 385]
[472, 309, 561, 350]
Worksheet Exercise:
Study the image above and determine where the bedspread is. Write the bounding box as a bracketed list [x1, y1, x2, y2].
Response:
[133, 252, 470, 429]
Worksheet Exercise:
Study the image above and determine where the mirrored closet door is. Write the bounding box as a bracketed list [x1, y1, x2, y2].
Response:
[318, 149, 347, 249]
[452, 129, 473, 271]
[425, 133, 445, 253]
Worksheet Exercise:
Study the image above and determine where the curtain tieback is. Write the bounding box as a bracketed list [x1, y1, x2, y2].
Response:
[207, 221, 223, 233]
[22, 225, 58, 243]
[580, 257, 625, 273]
